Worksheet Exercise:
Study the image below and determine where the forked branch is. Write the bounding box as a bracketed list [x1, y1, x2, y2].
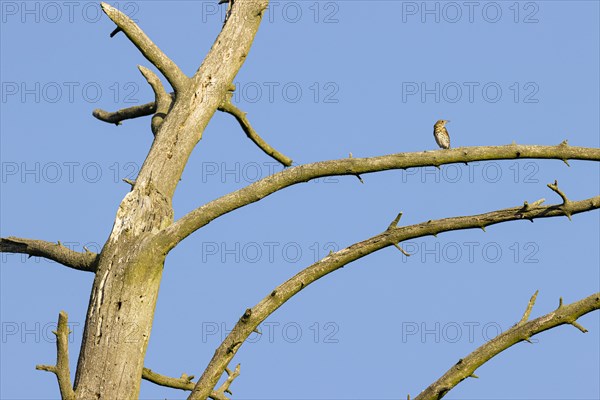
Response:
[91, 92, 291, 167]
[100, 2, 189, 92]
[189, 192, 600, 399]
[547, 179, 573, 219]
[211, 364, 241, 400]
[92, 95, 293, 167]
[413, 292, 600, 400]
[36, 311, 75, 400]
[143, 365, 240, 400]
[0, 237, 98, 272]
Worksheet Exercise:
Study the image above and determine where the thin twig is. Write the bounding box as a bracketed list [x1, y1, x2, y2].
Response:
[387, 212, 403, 230]
[393, 243, 411, 257]
[518, 290, 539, 325]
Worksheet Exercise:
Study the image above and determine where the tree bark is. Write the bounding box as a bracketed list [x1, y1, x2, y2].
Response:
[70, 1, 269, 398]
[73, 185, 172, 399]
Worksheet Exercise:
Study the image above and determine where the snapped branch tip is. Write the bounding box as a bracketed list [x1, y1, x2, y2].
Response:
[388, 212, 403, 230]
[519, 290, 539, 325]
[531, 198, 545, 207]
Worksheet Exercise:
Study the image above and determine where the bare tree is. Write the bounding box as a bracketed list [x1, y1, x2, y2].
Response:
[1, 2, 599, 399]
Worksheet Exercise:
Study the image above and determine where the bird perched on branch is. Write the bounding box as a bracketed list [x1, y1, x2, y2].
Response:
[433, 120, 451, 149]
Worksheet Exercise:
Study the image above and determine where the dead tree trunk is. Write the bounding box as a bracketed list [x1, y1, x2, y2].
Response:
[73, 186, 171, 399]
[69, 1, 270, 398]
[1, 2, 599, 400]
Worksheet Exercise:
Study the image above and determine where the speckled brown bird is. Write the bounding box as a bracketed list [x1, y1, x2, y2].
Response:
[433, 120, 451, 149]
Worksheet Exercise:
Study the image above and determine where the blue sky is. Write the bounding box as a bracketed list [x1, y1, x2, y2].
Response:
[1, 1, 599, 399]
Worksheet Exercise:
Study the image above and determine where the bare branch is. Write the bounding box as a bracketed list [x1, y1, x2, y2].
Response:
[1, 237, 98, 272]
[142, 367, 195, 391]
[387, 212, 403, 230]
[211, 364, 241, 400]
[100, 2, 189, 92]
[143, 365, 240, 400]
[388, 214, 411, 257]
[162, 144, 600, 251]
[547, 180, 573, 220]
[36, 311, 75, 400]
[219, 100, 293, 166]
[393, 243, 411, 257]
[547, 179, 570, 204]
[414, 292, 600, 400]
[189, 194, 600, 399]
[109, 26, 122, 37]
[518, 290, 539, 325]
[123, 178, 136, 187]
[93, 101, 159, 125]
[138, 65, 173, 135]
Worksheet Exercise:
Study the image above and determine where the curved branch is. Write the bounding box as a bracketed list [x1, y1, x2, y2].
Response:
[138, 65, 173, 135]
[36, 311, 75, 400]
[100, 2, 189, 92]
[162, 144, 600, 251]
[219, 100, 293, 166]
[143, 367, 195, 391]
[189, 193, 600, 400]
[0, 237, 98, 272]
[414, 292, 600, 400]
